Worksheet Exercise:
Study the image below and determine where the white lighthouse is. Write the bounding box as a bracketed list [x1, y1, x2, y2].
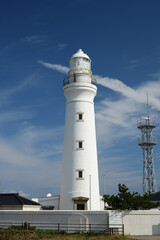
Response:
[59, 49, 100, 210]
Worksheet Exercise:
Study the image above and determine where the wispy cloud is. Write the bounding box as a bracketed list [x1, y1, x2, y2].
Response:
[24, 35, 47, 45]
[3, 189, 30, 198]
[0, 110, 34, 125]
[99, 156, 142, 194]
[95, 74, 138, 98]
[0, 123, 63, 195]
[126, 57, 147, 70]
[95, 75, 160, 111]
[57, 43, 67, 51]
[16, 124, 64, 157]
[0, 74, 37, 105]
[0, 71, 64, 196]
[38, 61, 69, 74]
[38, 61, 160, 110]
[95, 76, 160, 193]
[95, 78, 160, 149]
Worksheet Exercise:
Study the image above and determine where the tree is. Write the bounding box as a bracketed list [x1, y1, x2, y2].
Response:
[103, 184, 160, 210]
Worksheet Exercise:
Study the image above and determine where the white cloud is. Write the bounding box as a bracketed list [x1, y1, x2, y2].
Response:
[0, 73, 64, 196]
[95, 75, 160, 111]
[0, 74, 37, 106]
[38, 61, 160, 110]
[18, 191, 30, 198]
[0, 110, 34, 125]
[96, 97, 139, 147]
[99, 166, 142, 194]
[38, 61, 69, 74]
[3, 189, 30, 198]
[0, 124, 63, 195]
[95, 75, 160, 194]
[24, 35, 47, 45]
[94, 74, 137, 98]
[15, 124, 64, 157]
[57, 43, 67, 50]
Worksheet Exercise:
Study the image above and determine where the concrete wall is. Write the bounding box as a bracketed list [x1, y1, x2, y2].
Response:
[108, 210, 122, 227]
[0, 210, 109, 232]
[122, 210, 160, 236]
[1, 209, 159, 235]
[108, 210, 160, 236]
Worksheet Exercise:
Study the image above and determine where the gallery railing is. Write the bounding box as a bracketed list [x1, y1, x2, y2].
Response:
[63, 75, 97, 86]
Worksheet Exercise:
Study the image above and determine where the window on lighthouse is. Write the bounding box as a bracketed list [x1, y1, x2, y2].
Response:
[77, 112, 84, 121]
[78, 141, 83, 149]
[76, 169, 84, 179]
[79, 141, 83, 148]
[79, 113, 83, 120]
[79, 171, 83, 178]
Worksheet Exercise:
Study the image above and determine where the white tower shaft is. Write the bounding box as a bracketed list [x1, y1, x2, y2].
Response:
[60, 50, 100, 210]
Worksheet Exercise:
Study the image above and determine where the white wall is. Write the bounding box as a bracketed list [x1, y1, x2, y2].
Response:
[108, 210, 122, 227]
[122, 210, 160, 235]
[1, 209, 159, 235]
[108, 210, 160, 236]
[38, 196, 60, 210]
[0, 210, 108, 231]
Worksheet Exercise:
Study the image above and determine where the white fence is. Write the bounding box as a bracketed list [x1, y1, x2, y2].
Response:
[108, 210, 160, 236]
[0, 210, 109, 233]
[122, 210, 160, 235]
[1, 209, 159, 235]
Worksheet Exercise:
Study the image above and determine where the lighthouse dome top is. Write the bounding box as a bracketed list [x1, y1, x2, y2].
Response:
[71, 49, 90, 61]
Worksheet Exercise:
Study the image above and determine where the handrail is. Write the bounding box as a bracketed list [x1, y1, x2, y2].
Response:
[137, 119, 156, 128]
[138, 137, 157, 145]
[63, 76, 97, 86]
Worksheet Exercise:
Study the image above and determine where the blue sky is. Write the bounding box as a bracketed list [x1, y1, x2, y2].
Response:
[0, 0, 160, 198]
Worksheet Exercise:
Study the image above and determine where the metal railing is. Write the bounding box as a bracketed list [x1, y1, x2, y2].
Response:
[138, 137, 157, 146]
[0, 221, 124, 235]
[63, 76, 97, 86]
[137, 119, 156, 128]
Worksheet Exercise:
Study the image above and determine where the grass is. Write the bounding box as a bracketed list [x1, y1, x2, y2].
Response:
[0, 228, 134, 240]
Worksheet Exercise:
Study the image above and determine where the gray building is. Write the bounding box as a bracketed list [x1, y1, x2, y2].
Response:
[0, 193, 40, 210]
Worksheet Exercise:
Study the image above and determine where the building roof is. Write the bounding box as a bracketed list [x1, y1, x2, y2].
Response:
[149, 191, 160, 202]
[0, 193, 40, 206]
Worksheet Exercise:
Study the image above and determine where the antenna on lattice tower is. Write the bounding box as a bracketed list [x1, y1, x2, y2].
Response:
[147, 93, 149, 119]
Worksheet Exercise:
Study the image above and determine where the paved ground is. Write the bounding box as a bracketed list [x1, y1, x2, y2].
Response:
[129, 236, 160, 240]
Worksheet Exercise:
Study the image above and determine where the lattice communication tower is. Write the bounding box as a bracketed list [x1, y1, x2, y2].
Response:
[137, 109, 157, 194]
